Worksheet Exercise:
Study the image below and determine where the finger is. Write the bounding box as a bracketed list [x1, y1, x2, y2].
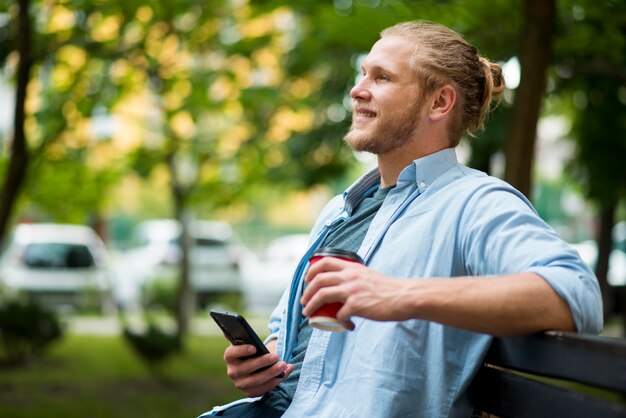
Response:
[301, 272, 344, 305]
[302, 286, 346, 317]
[254, 361, 294, 382]
[226, 349, 278, 378]
[236, 353, 281, 377]
[336, 305, 356, 331]
[235, 360, 290, 391]
[241, 363, 295, 397]
[282, 363, 295, 378]
[304, 257, 352, 283]
[224, 344, 256, 362]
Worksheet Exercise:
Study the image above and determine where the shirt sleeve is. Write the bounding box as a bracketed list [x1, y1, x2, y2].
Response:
[264, 285, 290, 345]
[459, 182, 603, 334]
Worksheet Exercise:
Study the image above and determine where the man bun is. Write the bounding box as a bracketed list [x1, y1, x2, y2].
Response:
[474, 57, 506, 134]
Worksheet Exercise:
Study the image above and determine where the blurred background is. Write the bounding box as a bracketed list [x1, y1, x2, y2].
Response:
[0, 0, 625, 416]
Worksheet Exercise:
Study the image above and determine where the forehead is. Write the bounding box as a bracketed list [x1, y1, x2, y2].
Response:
[362, 36, 415, 73]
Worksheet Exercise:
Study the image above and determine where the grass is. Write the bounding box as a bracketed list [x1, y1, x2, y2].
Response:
[0, 334, 243, 418]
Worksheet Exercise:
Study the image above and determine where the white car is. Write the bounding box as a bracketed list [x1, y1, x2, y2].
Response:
[120, 219, 250, 308]
[0, 223, 114, 313]
[241, 234, 310, 313]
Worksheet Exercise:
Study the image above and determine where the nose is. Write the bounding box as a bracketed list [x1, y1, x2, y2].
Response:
[350, 76, 372, 101]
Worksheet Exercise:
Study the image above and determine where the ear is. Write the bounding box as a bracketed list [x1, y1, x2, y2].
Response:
[428, 85, 456, 121]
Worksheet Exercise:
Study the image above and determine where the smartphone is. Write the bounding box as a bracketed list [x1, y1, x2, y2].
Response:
[210, 309, 284, 377]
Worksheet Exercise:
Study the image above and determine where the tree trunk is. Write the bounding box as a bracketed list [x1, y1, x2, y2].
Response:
[504, 0, 555, 199]
[167, 153, 195, 338]
[175, 206, 195, 337]
[0, 0, 32, 247]
[595, 204, 615, 322]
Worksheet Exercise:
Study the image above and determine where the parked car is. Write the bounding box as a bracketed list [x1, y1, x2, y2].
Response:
[241, 234, 310, 313]
[121, 219, 250, 308]
[0, 223, 114, 313]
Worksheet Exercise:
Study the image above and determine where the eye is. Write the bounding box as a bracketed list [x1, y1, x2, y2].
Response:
[376, 74, 390, 82]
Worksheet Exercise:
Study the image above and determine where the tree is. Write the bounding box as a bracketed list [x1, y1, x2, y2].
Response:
[0, 0, 32, 248]
[0, 0, 133, 237]
[503, 0, 556, 198]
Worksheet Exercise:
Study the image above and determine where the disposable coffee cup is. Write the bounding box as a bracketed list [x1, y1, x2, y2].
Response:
[307, 248, 364, 332]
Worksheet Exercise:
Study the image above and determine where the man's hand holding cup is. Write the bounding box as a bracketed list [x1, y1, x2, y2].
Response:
[301, 248, 364, 332]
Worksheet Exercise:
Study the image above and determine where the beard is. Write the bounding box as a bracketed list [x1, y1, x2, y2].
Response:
[343, 99, 423, 155]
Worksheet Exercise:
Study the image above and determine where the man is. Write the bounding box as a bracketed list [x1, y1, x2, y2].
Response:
[200, 21, 602, 418]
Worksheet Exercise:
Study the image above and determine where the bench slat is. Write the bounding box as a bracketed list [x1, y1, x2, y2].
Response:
[483, 332, 626, 393]
[468, 366, 626, 418]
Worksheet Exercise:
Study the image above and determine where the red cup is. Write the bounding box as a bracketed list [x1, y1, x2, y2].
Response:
[307, 248, 364, 332]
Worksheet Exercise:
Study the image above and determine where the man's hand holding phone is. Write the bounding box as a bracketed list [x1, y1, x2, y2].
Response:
[211, 309, 293, 397]
[223, 339, 293, 397]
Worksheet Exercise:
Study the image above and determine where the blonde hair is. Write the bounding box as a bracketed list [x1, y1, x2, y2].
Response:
[381, 21, 506, 146]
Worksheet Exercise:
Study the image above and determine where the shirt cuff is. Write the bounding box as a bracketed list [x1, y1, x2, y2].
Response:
[263, 332, 279, 346]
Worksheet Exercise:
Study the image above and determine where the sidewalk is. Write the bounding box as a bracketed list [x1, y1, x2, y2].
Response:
[65, 313, 271, 336]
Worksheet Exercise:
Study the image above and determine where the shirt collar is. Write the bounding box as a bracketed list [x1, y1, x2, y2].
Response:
[402, 147, 459, 193]
[343, 169, 381, 215]
[343, 148, 459, 213]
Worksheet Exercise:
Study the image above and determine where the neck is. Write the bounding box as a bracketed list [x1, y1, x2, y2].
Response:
[377, 153, 414, 187]
[376, 140, 448, 187]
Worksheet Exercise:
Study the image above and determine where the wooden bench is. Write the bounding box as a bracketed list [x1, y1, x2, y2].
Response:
[468, 331, 626, 418]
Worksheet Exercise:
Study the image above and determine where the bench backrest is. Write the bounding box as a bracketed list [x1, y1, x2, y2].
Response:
[468, 331, 626, 418]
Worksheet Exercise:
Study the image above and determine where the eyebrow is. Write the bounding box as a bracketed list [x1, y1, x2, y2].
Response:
[360, 63, 397, 77]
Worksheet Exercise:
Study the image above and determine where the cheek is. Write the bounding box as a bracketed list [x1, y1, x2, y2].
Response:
[379, 88, 418, 111]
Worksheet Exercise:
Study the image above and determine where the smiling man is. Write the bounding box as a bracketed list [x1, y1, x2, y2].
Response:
[199, 21, 602, 418]
[345, 36, 426, 158]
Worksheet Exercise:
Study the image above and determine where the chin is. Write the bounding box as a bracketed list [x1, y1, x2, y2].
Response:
[344, 136, 381, 154]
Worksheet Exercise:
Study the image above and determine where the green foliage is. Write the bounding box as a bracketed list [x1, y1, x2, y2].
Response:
[141, 276, 178, 312]
[555, 0, 626, 207]
[1, 0, 625, 256]
[129, 147, 165, 179]
[23, 156, 122, 223]
[120, 314, 183, 375]
[555, 0, 626, 66]
[0, 0, 530, 223]
[566, 76, 626, 206]
[0, 297, 64, 365]
[121, 316, 182, 374]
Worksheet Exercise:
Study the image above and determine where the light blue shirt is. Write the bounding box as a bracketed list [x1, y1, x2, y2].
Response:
[202, 148, 603, 418]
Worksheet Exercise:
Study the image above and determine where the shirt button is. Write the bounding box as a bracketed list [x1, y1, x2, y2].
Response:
[419, 181, 426, 188]
[325, 220, 332, 226]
